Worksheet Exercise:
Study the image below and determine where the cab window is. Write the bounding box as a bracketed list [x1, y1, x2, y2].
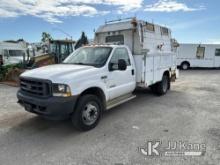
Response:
[110, 48, 131, 70]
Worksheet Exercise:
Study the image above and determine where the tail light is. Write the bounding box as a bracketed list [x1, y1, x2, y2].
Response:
[0, 55, 3, 66]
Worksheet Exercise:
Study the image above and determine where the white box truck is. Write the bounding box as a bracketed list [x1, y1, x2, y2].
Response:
[17, 18, 179, 131]
[177, 43, 220, 70]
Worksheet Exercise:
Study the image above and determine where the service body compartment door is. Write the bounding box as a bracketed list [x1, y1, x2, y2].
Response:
[134, 55, 154, 87]
[133, 55, 144, 83]
[144, 55, 154, 87]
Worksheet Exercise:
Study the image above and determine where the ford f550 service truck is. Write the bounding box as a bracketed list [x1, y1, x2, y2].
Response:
[17, 18, 179, 131]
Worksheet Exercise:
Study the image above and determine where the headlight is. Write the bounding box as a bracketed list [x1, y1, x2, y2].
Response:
[52, 84, 72, 97]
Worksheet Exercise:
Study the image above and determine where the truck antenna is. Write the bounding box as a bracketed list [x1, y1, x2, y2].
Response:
[52, 28, 73, 40]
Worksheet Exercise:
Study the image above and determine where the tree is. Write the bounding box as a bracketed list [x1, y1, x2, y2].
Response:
[41, 32, 53, 42]
[75, 32, 89, 50]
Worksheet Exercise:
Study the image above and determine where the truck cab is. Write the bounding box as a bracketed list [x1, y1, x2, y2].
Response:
[17, 45, 137, 130]
[17, 18, 179, 131]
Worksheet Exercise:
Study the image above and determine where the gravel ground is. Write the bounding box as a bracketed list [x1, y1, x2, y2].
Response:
[0, 70, 220, 165]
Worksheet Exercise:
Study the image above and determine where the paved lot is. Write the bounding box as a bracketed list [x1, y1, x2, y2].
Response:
[0, 70, 220, 165]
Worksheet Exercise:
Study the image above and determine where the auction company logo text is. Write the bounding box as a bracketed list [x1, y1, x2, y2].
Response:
[139, 140, 206, 157]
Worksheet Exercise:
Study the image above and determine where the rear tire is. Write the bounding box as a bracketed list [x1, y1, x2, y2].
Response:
[150, 84, 157, 93]
[156, 74, 170, 96]
[72, 94, 102, 131]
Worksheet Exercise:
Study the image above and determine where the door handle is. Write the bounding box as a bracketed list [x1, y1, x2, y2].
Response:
[131, 69, 135, 75]
[101, 75, 108, 79]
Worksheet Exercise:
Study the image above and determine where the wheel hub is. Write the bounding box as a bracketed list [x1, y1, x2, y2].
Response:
[82, 103, 98, 126]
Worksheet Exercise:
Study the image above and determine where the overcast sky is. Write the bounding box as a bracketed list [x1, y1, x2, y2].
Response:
[0, 0, 219, 44]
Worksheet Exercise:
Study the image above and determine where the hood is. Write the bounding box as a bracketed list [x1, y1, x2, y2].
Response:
[21, 64, 96, 82]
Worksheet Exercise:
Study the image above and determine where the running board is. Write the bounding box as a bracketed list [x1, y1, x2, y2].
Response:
[106, 94, 136, 110]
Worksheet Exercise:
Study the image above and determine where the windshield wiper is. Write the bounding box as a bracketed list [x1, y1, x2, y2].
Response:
[63, 62, 87, 65]
[73, 62, 91, 66]
[63, 62, 99, 67]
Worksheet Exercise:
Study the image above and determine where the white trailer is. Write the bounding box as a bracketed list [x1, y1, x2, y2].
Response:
[0, 42, 27, 66]
[177, 43, 220, 70]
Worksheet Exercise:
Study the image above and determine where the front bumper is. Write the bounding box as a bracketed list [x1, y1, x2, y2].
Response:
[17, 90, 78, 120]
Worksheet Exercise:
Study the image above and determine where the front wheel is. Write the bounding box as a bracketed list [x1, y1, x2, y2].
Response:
[72, 94, 102, 131]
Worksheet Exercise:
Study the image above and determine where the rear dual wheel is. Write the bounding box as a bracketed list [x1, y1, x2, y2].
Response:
[150, 74, 170, 96]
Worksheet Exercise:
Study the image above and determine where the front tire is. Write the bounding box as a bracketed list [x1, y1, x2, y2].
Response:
[72, 94, 102, 131]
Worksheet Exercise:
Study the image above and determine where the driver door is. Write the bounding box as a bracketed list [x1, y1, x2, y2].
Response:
[107, 48, 135, 100]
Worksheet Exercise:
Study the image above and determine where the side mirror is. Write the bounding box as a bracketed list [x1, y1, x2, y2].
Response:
[118, 59, 127, 71]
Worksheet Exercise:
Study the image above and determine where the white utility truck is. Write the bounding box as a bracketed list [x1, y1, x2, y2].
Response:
[177, 43, 220, 70]
[0, 42, 27, 66]
[17, 18, 179, 131]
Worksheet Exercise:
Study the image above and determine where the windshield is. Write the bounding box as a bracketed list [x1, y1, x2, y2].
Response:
[63, 47, 112, 67]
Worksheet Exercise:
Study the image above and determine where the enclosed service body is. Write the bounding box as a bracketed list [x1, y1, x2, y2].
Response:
[95, 18, 179, 87]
